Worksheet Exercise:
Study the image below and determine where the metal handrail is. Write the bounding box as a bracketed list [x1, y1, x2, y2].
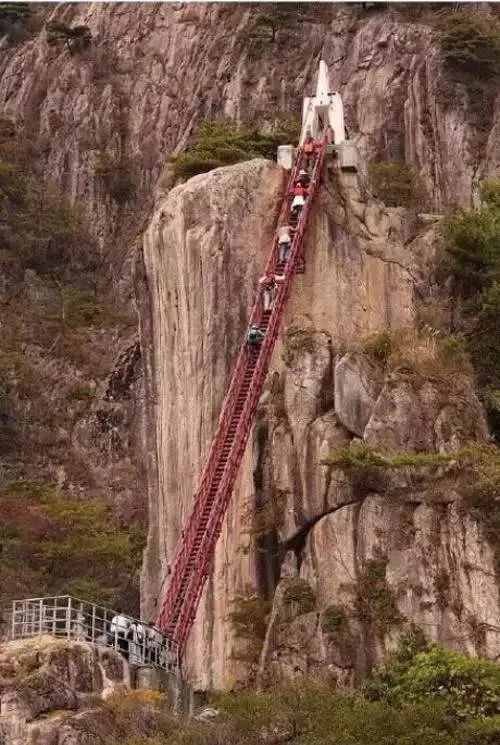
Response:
[7, 595, 180, 672]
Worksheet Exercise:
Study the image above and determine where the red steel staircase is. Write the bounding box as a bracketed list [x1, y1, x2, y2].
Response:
[156, 137, 328, 655]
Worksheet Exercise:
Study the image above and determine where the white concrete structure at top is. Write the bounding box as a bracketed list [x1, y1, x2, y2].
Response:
[277, 59, 356, 171]
[300, 60, 346, 145]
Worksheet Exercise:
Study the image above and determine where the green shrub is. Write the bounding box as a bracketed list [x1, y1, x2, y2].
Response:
[46, 22, 92, 54]
[323, 442, 389, 470]
[106, 689, 167, 724]
[230, 591, 270, 662]
[438, 334, 471, 368]
[269, 114, 302, 144]
[459, 716, 500, 745]
[439, 180, 500, 421]
[68, 384, 94, 402]
[0, 159, 99, 280]
[459, 444, 500, 576]
[363, 625, 429, 696]
[368, 161, 426, 208]
[354, 558, 403, 635]
[468, 281, 500, 388]
[441, 202, 500, 298]
[322, 605, 349, 636]
[230, 593, 270, 641]
[363, 325, 474, 385]
[0, 481, 145, 612]
[211, 681, 494, 745]
[323, 442, 453, 471]
[0, 2, 33, 42]
[167, 152, 220, 180]
[363, 330, 394, 364]
[481, 179, 500, 209]
[244, 491, 285, 538]
[484, 389, 500, 444]
[437, 14, 500, 79]
[100, 676, 500, 745]
[169, 118, 300, 180]
[365, 629, 500, 719]
[244, 3, 318, 43]
[283, 577, 316, 614]
[94, 153, 136, 204]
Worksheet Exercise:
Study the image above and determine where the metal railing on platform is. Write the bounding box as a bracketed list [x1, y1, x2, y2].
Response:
[7, 595, 180, 673]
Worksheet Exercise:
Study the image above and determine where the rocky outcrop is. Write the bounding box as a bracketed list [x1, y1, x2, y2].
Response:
[364, 375, 488, 452]
[334, 353, 383, 436]
[141, 140, 499, 690]
[0, 638, 128, 745]
[255, 341, 496, 686]
[259, 493, 500, 688]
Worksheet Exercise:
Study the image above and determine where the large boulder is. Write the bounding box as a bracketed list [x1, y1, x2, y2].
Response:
[334, 352, 383, 436]
[0, 638, 128, 745]
[364, 376, 488, 451]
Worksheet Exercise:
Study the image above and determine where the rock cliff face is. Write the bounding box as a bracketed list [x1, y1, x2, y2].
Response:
[142, 153, 499, 689]
[3, 1, 491, 220]
[1, 3, 497, 501]
[0, 0, 499, 693]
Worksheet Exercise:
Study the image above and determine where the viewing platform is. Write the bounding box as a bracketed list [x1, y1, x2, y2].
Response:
[5, 595, 180, 677]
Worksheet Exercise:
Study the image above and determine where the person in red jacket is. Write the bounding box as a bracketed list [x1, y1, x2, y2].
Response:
[313, 137, 323, 157]
[289, 180, 310, 218]
[259, 274, 276, 311]
[291, 182, 309, 198]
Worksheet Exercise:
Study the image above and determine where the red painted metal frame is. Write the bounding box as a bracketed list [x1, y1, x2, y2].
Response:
[156, 138, 328, 654]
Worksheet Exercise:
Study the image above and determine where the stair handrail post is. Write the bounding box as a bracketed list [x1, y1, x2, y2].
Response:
[66, 596, 72, 638]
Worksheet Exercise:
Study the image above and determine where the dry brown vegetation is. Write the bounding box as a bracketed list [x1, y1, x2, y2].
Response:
[361, 326, 473, 389]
